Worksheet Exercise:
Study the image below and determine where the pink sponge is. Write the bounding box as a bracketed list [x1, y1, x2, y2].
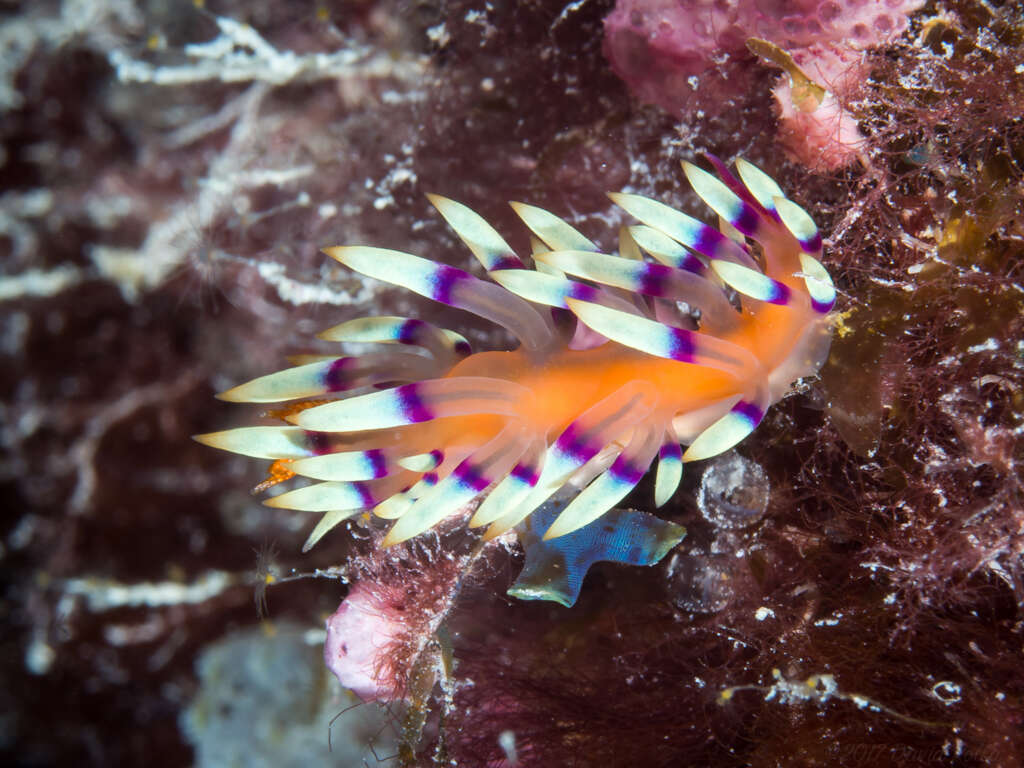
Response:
[770, 42, 869, 169]
[604, 0, 923, 168]
[323, 582, 405, 702]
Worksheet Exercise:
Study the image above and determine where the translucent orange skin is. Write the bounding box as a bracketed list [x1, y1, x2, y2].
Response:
[430, 276, 823, 456]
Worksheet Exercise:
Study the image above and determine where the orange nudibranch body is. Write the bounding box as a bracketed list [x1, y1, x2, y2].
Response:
[197, 157, 835, 552]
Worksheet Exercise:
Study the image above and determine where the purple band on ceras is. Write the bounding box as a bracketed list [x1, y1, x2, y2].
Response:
[511, 460, 541, 487]
[554, 422, 602, 464]
[365, 449, 388, 479]
[323, 357, 355, 392]
[489, 255, 525, 271]
[810, 296, 835, 314]
[396, 383, 435, 423]
[638, 263, 673, 297]
[666, 327, 697, 363]
[452, 459, 492, 493]
[659, 441, 682, 460]
[609, 451, 648, 484]
[674, 250, 706, 275]
[396, 318, 426, 345]
[692, 225, 738, 263]
[764, 280, 792, 306]
[568, 282, 600, 302]
[732, 400, 765, 428]
[305, 431, 334, 456]
[729, 202, 762, 239]
[429, 264, 473, 305]
[798, 231, 823, 253]
[351, 481, 377, 509]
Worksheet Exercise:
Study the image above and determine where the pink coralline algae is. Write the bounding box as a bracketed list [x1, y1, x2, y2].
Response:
[604, 0, 925, 169]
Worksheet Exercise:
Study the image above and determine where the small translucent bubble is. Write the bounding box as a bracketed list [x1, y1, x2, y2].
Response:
[873, 14, 893, 33]
[666, 552, 733, 613]
[697, 453, 770, 530]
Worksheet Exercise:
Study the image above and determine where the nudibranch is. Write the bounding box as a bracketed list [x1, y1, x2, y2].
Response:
[197, 157, 835, 558]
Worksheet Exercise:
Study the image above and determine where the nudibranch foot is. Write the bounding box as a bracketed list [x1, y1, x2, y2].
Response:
[509, 494, 687, 608]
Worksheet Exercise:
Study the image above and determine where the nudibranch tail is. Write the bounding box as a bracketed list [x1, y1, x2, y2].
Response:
[198, 157, 834, 555]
